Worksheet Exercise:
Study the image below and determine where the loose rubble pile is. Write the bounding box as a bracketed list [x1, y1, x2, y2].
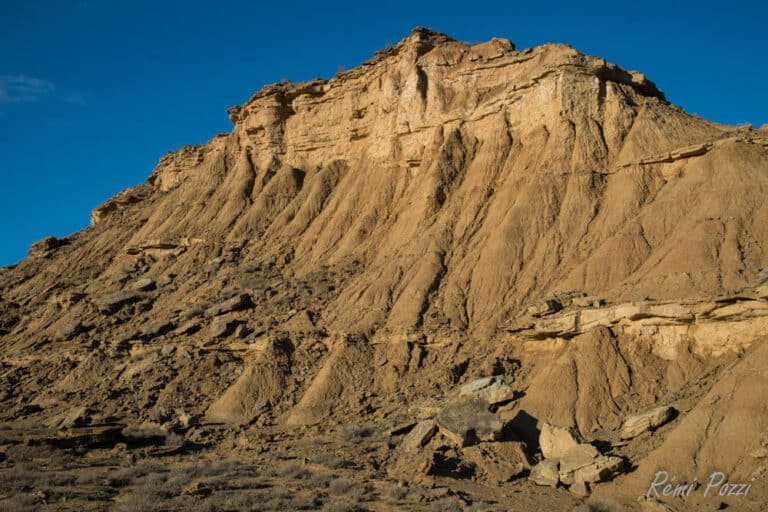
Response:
[388, 376, 681, 499]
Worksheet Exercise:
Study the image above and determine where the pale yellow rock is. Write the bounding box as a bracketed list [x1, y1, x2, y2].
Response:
[540, 423, 581, 460]
[619, 406, 676, 439]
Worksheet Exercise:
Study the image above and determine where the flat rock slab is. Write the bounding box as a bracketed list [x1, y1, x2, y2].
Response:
[209, 319, 241, 338]
[459, 376, 516, 405]
[400, 420, 437, 453]
[130, 278, 156, 291]
[35, 424, 125, 448]
[574, 455, 624, 483]
[205, 294, 252, 317]
[559, 443, 599, 475]
[95, 290, 142, 312]
[436, 399, 503, 446]
[140, 319, 175, 339]
[619, 406, 675, 439]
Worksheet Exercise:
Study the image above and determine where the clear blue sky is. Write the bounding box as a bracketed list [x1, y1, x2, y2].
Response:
[1, 1, 766, 266]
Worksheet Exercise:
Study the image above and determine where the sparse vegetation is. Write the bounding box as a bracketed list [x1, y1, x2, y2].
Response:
[328, 477, 354, 494]
[338, 424, 376, 441]
[573, 501, 613, 512]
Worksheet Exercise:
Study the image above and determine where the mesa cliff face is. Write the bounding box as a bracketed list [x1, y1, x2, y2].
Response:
[1, 28, 767, 510]
[94, 28, 766, 337]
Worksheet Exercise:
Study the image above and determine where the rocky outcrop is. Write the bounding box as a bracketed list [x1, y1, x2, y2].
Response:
[512, 295, 768, 358]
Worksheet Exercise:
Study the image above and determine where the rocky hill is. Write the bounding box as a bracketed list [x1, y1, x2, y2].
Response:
[1, 28, 767, 511]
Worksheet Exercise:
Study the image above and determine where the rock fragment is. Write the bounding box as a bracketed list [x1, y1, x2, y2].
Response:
[559, 443, 600, 475]
[462, 441, 526, 483]
[574, 455, 624, 483]
[205, 294, 252, 317]
[95, 290, 142, 313]
[400, 420, 437, 453]
[459, 376, 516, 405]
[539, 422, 581, 459]
[529, 459, 559, 487]
[56, 320, 83, 341]
[209, 319, 241, 338]
[130, 278, 156, 291]
[619, 406, 675, 439]
[436, 399, 503, 446]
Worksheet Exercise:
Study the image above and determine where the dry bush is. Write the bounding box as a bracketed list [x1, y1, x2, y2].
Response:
[431, 497, 464, 512]
[386, 486, 407, 501]
[322, 496, 367, 512]
[328, 478, 354, 495]
[0, 493, 37, 512]
[270, 461, 313, 480]
[0, 463, 40, 490]
[574, 502, 613, 512]
[308, 452, 349, 469]
[338, 424, 376, 441]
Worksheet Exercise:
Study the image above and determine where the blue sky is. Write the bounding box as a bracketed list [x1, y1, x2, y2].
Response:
[1, 1, 767, 266]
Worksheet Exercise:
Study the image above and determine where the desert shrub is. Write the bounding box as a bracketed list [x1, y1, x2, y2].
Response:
[0, 463, 39, 489]
[338, 424, 376, 441]
[308, 452, 348, 469]
[431, 497, 463, 512]
[270, 462, 313, 480]
[573, 502, 612, 512]
[113, 490, 162, 512]
[322, 496, 367, 512]
[328, 478, 354, 495]
[0, 493, 37, 512]
[386, 486, 407, 501]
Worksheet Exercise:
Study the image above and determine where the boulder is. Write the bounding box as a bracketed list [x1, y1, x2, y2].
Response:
[205, 294, 252, 317]
[180, 304, 205, 319]
[42, 424, 124, 448]
[539, 423, 581, 459]
[462, 441, 527, 483]
[173, 320, 201, 335]
[95, 290, 142, 313]
[130, 278, 156, 291]
[574, 455, 624, 483]
[460, 376, 496, 395]
[559, 443, 599, 475]
[619, 406, 675, 439]
[570, 479, 590, 497]
[436, 399, 503, 446]
[209, 319, 240, 338]
[459, 376, 516, 405]
[140, 319, 175, 339]
[400, 420, 437, 453]
[56, 320, 82, 341]
[46, 406, 90, 430]
[157, 274, 175, 287]
[529, 459, 559, 487]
